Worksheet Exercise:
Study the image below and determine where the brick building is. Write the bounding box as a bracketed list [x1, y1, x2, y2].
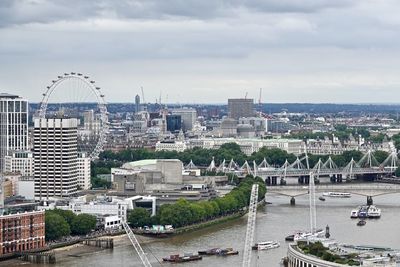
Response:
[0, 210, 45, 255]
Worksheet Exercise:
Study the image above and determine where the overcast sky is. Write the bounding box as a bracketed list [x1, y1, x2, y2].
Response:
[1, 0, 400, 104]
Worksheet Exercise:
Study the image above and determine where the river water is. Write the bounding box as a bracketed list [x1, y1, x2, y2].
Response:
[29, 193, 400, 266]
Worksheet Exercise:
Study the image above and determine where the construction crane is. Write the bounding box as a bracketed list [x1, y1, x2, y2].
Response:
[122, 221, 152, 267]
[244, 92, 248, 99]
[258, 88, 262, 116]
[242, 183, 259, 267]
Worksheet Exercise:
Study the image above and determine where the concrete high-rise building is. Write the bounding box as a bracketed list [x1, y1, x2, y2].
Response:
[33, 118, 79, 200]
[0, 94, 29, 172]
[228, 98, 254, 120]
[171, 108, 197, 132]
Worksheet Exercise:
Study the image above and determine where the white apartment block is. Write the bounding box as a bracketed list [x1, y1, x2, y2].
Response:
[70, 201, 128, 223]
[78, 153, 91, 190]
[0, 94, 29, 172]
[33, 118, 79, 200]
[4, 151, 34, 177]
[155, 140, 187, 152]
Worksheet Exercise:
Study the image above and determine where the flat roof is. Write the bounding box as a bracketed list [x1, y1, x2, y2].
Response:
[0, 93, 21, 99]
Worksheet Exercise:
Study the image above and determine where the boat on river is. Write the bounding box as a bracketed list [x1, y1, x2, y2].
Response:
[163, 253, 202, 263]
[252, 241, 280, 250]
[286, 229, 324, 241]
[198, 248, 220, 255]
[350, 205, 381, 219]
[216, 248, 239, 256]
[357, 220, 366, 226]
[322, 192, 351, 198]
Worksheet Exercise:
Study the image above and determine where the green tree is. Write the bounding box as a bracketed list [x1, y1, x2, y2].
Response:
[71, 214, 97, 235]
[45, 212, 70, 241]
[50, 209, 76, 225]
[128, 208, 151, 228]
[373, 150, 389, 164]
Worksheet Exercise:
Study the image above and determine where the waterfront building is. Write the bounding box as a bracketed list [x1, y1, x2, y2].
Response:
[112, 159, 183, 194]
[187, 137, 304, 156]
[33, 118, 79, 200]
[0, 93, 29, 172]
[4, 151, 34, 177]
[0, 210, 45, 255]
[155, 140, 187, 152]
[228, 98, 254, 120]
[171, 108, 197, 132]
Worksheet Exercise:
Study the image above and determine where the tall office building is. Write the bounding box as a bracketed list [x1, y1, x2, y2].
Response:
[171, 108, 197, 132]
[228, 98, 254, 120]
[135, 94, 141, 113]
[33, 118, 78, 200]
[0, 94, 29, 172]
[166, 115, 182, 132]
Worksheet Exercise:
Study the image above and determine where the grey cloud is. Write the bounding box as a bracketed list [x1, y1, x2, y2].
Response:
[0, 0, 356, 27]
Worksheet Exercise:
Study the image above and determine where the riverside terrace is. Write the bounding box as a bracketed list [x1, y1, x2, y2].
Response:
[286, 240, 399, 267]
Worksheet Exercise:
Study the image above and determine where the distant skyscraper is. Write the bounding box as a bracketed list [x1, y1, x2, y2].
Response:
[228, 98, 254, 120]
[171, 108, 197, 132]
[0, 93, 29, 172]
[33, 118, 78, 200]
[135, 94, 141, 113]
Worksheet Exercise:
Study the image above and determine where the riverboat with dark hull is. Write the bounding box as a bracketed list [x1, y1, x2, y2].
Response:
[162, 254, 202, 263]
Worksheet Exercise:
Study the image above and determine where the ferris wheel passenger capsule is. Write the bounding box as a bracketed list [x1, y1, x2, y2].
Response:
[90, 81, 95, 83]
[84, 76, 89, 79]
[96, 87, 100, 90]
[77, 73, 82, 76]
[71, 72, 76, 75]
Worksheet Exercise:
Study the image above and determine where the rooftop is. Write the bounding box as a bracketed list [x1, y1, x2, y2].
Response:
[0, 93, 21, 99]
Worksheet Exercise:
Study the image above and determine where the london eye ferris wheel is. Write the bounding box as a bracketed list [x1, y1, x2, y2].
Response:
[37, 72, 109, 160]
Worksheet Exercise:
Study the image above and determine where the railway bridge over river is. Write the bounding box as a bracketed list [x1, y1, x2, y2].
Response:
[267, 183, 400, 205]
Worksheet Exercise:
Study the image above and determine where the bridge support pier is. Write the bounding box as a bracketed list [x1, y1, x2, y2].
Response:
[304, 176, 310, 184]
[266, 177, 271, 186]
[272, 177, 277, 186]
[298, 176, 304, 184]
[280, 178, 286, 185]
[290, 197, 296, 206]
[367, 196, 373, 206]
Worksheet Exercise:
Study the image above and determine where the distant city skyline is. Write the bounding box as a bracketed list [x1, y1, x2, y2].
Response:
[1, 1, 400, 103]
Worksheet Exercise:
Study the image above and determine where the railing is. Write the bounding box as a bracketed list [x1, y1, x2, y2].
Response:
[122, 222, 152, 267]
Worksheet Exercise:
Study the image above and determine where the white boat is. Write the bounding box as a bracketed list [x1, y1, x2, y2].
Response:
[322, 192, 351, 198]
[350, 208, 359, 218]
[256, 241, 280, 250]
[294, 229, 325, 241]
[367, 205, 381, 218]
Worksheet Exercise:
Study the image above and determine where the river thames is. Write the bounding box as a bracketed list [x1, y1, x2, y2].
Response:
[22, 192, 400, 266]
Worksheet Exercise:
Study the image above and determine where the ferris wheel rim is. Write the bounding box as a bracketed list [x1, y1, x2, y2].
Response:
[38, 72, 109, 160]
